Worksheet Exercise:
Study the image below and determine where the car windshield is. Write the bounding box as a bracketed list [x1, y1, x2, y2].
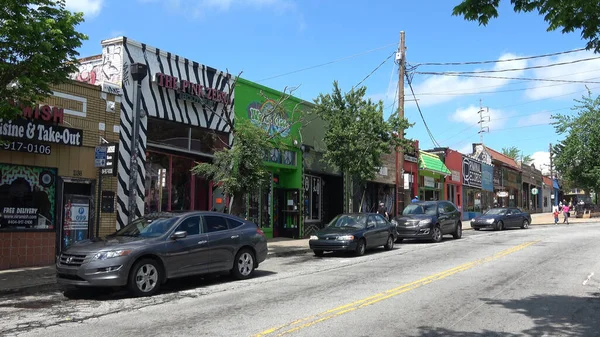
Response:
[402, 204, 436, 216]
[111, 217, 179, 238]
[327, 214, 367, 229]
[485, 209, 507, 215]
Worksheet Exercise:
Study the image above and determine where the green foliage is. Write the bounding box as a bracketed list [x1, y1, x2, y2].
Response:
[453, 0, 600, 52]
[501, 146, 532, 165]
[312, 81, 413, 184]
[552, 89, 600, 192]
[191, 121, 272, 200]
[0, 0, 87, 120]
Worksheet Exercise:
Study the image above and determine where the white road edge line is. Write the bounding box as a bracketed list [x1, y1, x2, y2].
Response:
[583, 272, 594, 286]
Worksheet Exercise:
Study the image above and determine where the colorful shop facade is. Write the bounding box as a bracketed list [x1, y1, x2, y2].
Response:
[0, 80, 121, 270]
[426, 147, 463, 209]
[72, 36, 235, 232]
[234, 78, 305, 239]
[473, 144, 521, 208]
[418, 151, 450, 200]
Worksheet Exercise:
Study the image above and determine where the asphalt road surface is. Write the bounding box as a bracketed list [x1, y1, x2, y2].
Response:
[2, 224, 600, 337]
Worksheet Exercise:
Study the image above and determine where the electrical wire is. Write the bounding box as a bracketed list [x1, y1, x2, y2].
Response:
[419, 56, 600, 75]
[413, 72, 600, 84]
[405, 65, 440, 148]
[257, 42, 398, 82]
[414, 48, 587, 66]
[352, 52, 395, 90]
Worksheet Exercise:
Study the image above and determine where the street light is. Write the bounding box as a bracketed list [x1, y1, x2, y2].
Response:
[127, 63, 148, 224]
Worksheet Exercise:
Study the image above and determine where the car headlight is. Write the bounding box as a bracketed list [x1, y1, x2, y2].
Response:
[310, 235, 318, 240]
[471, 219, 475, 223]
[336, 235, 354, 241]
[486, 218, 495, 224]
[93, 249, 132, 261]
[418, 219, 431, 226]
[391, 219, 398, 226]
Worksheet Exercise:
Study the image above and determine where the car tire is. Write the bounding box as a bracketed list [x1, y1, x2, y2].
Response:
[313, 250, 324, 257]
[128, 258, 162, 297]
[452, 222, 462, 239]
[355, 239, 366, 256]
[231, 248, 256, 280]
[496, 221, 504, 231]
[521, 219, 530, 229]
[384, 235, 394, 251]
[431, 225, 442, 243]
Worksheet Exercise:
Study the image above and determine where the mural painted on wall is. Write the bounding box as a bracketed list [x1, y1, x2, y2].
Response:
[247, 99, 291, 137]
[72, 44, 123, 86]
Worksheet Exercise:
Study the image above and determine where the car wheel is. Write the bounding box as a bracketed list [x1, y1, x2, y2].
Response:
[128, 258, 162, 297]
[496, 221, 504, 231]
[521, 219, 530, 229]
[384, 235, 394, 251]
[452, 222, 462, 239]
[231, 248, 255, 280]
[431, 225, 442, 243]
[313, 250, 324, 257]
[355, 239, 366, 256]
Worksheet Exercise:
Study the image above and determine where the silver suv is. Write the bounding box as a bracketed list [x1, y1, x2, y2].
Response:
[56, 211, 268, 296]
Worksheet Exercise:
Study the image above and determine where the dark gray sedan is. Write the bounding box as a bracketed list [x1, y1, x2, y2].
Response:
[470, 208, 532, 231]
[56, 211, 268, 296]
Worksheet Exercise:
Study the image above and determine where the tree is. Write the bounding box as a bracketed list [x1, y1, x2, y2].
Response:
[452, 0, 600, 52]
[0, 0, 87, 120]
[552, 89, 600, 196]
[192, 73, 307, 215]
[502, 146, 532, 165]
[312, 81, 413, 212]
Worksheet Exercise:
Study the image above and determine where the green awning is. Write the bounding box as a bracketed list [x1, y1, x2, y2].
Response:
[419, 151, 451, 176]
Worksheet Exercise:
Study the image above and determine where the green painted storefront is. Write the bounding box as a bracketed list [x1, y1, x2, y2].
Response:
[418, 151, 450, 201]
[234, 78, 306, 238]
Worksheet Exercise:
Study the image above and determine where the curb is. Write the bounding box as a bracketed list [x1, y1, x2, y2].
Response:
[0, 281, 59, 297]
[267, 248, 312, 258]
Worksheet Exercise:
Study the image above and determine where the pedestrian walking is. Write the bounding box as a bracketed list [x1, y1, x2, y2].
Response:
[377, 202, 390, 221]
[562, 204, 570, 224]
[553, 209, 559, 224]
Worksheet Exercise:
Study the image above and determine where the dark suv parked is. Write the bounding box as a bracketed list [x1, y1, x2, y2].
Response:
[392, 201, 462, 243]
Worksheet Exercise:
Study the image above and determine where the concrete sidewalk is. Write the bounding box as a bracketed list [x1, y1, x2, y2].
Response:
[1, 215, 597, 296]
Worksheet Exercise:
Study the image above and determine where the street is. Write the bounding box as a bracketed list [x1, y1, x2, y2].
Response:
[2, 224, 600, 337]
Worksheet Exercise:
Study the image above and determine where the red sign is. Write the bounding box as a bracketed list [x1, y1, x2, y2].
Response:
[8, 101, 64, 124]
[153, 72, 229, 105]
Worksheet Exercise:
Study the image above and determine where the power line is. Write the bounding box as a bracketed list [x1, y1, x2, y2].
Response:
[352, 52, 395, 90]
[414, 48, 586, 66]
[405, 65, 440, 148]
[420, 56, 600, 75]
[410, 68, 600, 96]
[257, 42, 397, 82]
[414, 72, 600, 84]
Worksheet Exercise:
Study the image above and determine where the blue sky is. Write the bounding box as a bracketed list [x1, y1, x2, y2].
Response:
[66, 0, 597, 173]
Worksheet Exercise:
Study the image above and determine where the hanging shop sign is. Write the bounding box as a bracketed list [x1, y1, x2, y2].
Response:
[462, 156, 482, 188]
[153, 72, 229, 105]
[531, 188, 539, 195]
[404, 154, 418, 163]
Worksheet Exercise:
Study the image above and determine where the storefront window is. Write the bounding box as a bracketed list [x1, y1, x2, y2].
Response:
[147, 117, 190, 151]
[304, 175, 321, 222]
[145, 152, 170, 213]
[171, 157, 193, 211]
[464, 188, 482, 212]
[0, 164, 57, 231]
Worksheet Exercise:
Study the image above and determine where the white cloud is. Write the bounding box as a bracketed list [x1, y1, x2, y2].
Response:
[516, 111, 552, 127]
[525, 50, 600, 100]
[531, 151, 551, 175]
[65, 0, 103, 17]
[450, 105, 507, 130]
[456, 142, 473, 155]
[410, 53, 528, 107]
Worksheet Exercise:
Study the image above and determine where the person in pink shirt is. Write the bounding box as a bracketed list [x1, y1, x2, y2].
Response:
[562, 204, 570, 224]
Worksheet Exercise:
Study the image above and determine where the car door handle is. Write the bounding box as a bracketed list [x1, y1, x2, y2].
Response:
[198, 240, 207, 245]
[231, 235, 239, 239]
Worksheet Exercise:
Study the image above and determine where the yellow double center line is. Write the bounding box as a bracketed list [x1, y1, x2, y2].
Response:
[252, 240, 539, 337]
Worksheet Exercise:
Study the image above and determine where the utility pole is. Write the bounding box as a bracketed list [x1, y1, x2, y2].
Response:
[549, 143, 554, 178]
[396, 31, 406, 216]
[477, 99, 489, 145]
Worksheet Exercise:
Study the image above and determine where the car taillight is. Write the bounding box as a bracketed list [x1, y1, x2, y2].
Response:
[257, 228, 265, 236]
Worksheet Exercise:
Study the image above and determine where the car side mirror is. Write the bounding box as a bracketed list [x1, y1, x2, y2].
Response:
[171, 231, 188, 240]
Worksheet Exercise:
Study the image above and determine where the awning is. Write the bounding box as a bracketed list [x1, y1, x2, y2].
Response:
[419, 151, 451, 176]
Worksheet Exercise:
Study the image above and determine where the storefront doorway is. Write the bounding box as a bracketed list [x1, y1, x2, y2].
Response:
[58, 179, 94, 253]
[273, 188, 301, 238]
